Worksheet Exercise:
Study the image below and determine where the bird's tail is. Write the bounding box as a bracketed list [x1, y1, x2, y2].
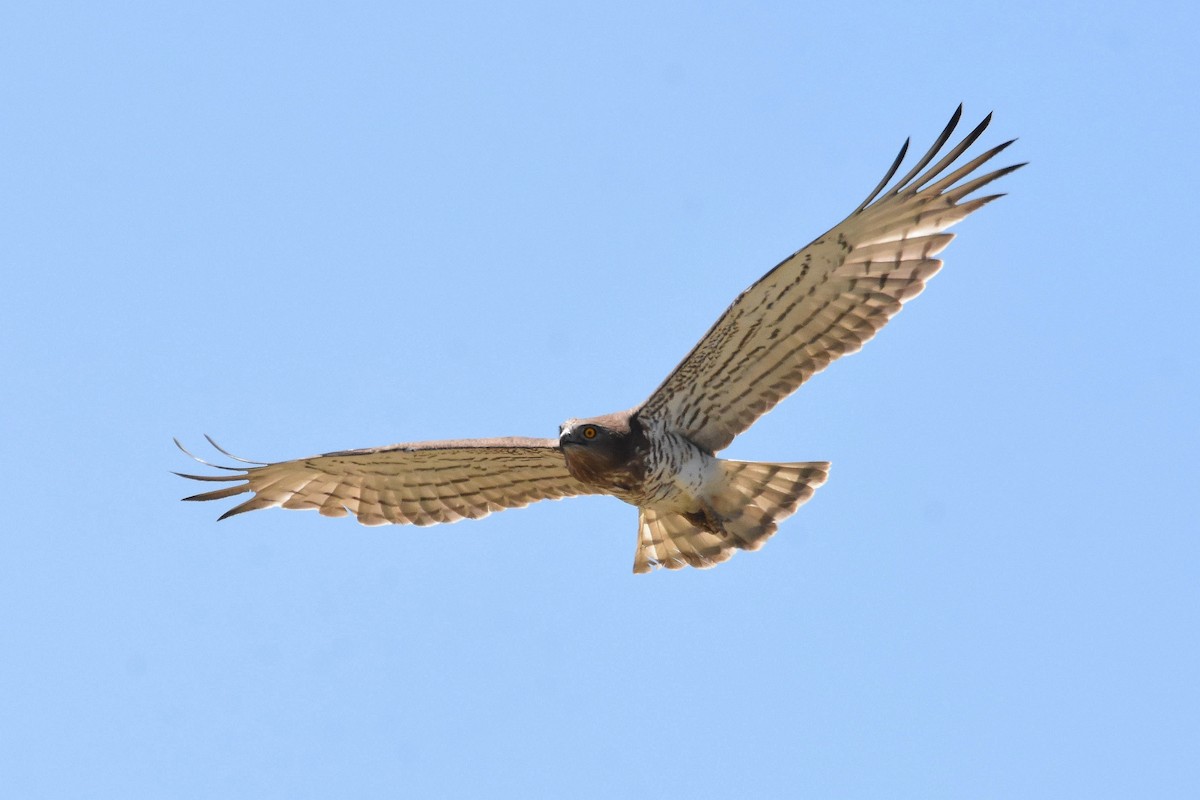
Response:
[633, 460, 830, 573]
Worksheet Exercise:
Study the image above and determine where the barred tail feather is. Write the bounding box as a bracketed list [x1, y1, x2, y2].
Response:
[632, 460, 830, 574]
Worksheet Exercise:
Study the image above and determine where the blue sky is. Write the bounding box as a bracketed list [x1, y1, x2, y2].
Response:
[3, 1, 1197, 797]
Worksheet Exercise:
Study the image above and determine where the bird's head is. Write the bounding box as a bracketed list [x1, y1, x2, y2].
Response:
[557, 412, 642, 485]
[559, 419, 612, 448]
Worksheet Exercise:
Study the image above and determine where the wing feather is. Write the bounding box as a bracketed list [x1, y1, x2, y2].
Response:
[638, 107, 1024, 451]
[177, 436, 598, 526]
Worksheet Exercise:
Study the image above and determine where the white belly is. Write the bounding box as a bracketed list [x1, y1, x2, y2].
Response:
[639, 425, 720, 513]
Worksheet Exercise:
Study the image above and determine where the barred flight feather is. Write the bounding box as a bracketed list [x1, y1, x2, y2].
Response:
[637, 106, 1024, 452]
[177, 437, 598, 527]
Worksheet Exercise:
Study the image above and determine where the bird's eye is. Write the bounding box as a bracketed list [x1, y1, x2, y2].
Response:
[582, 426, 598, 440]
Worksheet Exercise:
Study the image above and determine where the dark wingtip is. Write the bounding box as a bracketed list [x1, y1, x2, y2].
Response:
[217, 499, 262, 521]
[204, 434, 268, 466]
[173, 470, 244, 483]
[853, 136, 910, 214]
[174, 437, 199, 461]
[175, 436, 261, 517]
[174, 435, 266, 471]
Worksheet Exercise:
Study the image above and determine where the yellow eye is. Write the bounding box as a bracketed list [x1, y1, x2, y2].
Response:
[582, 426, 598, 440]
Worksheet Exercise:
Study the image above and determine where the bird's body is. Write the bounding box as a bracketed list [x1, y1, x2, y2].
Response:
[559, 414, 715, 511]
[178, 107, 1023, 573]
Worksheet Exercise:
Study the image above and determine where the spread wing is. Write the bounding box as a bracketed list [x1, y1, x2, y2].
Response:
[637, 106, 1024, 452]
[176, 435, 598, 526]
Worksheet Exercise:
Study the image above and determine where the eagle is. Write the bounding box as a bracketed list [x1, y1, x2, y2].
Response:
[178, 106, 1022, 573]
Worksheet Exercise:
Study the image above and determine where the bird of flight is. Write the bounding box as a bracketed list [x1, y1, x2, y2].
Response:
[178, 106, 1022, 573]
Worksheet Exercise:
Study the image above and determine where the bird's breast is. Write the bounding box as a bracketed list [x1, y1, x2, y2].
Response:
[561, 445, 645, 502]
[638, 426, 719, 512]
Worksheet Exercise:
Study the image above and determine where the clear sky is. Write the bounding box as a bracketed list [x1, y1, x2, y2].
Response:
[3, 1, 1197, 797]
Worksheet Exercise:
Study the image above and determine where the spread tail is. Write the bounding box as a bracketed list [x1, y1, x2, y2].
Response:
[633, 460, 830, 574]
